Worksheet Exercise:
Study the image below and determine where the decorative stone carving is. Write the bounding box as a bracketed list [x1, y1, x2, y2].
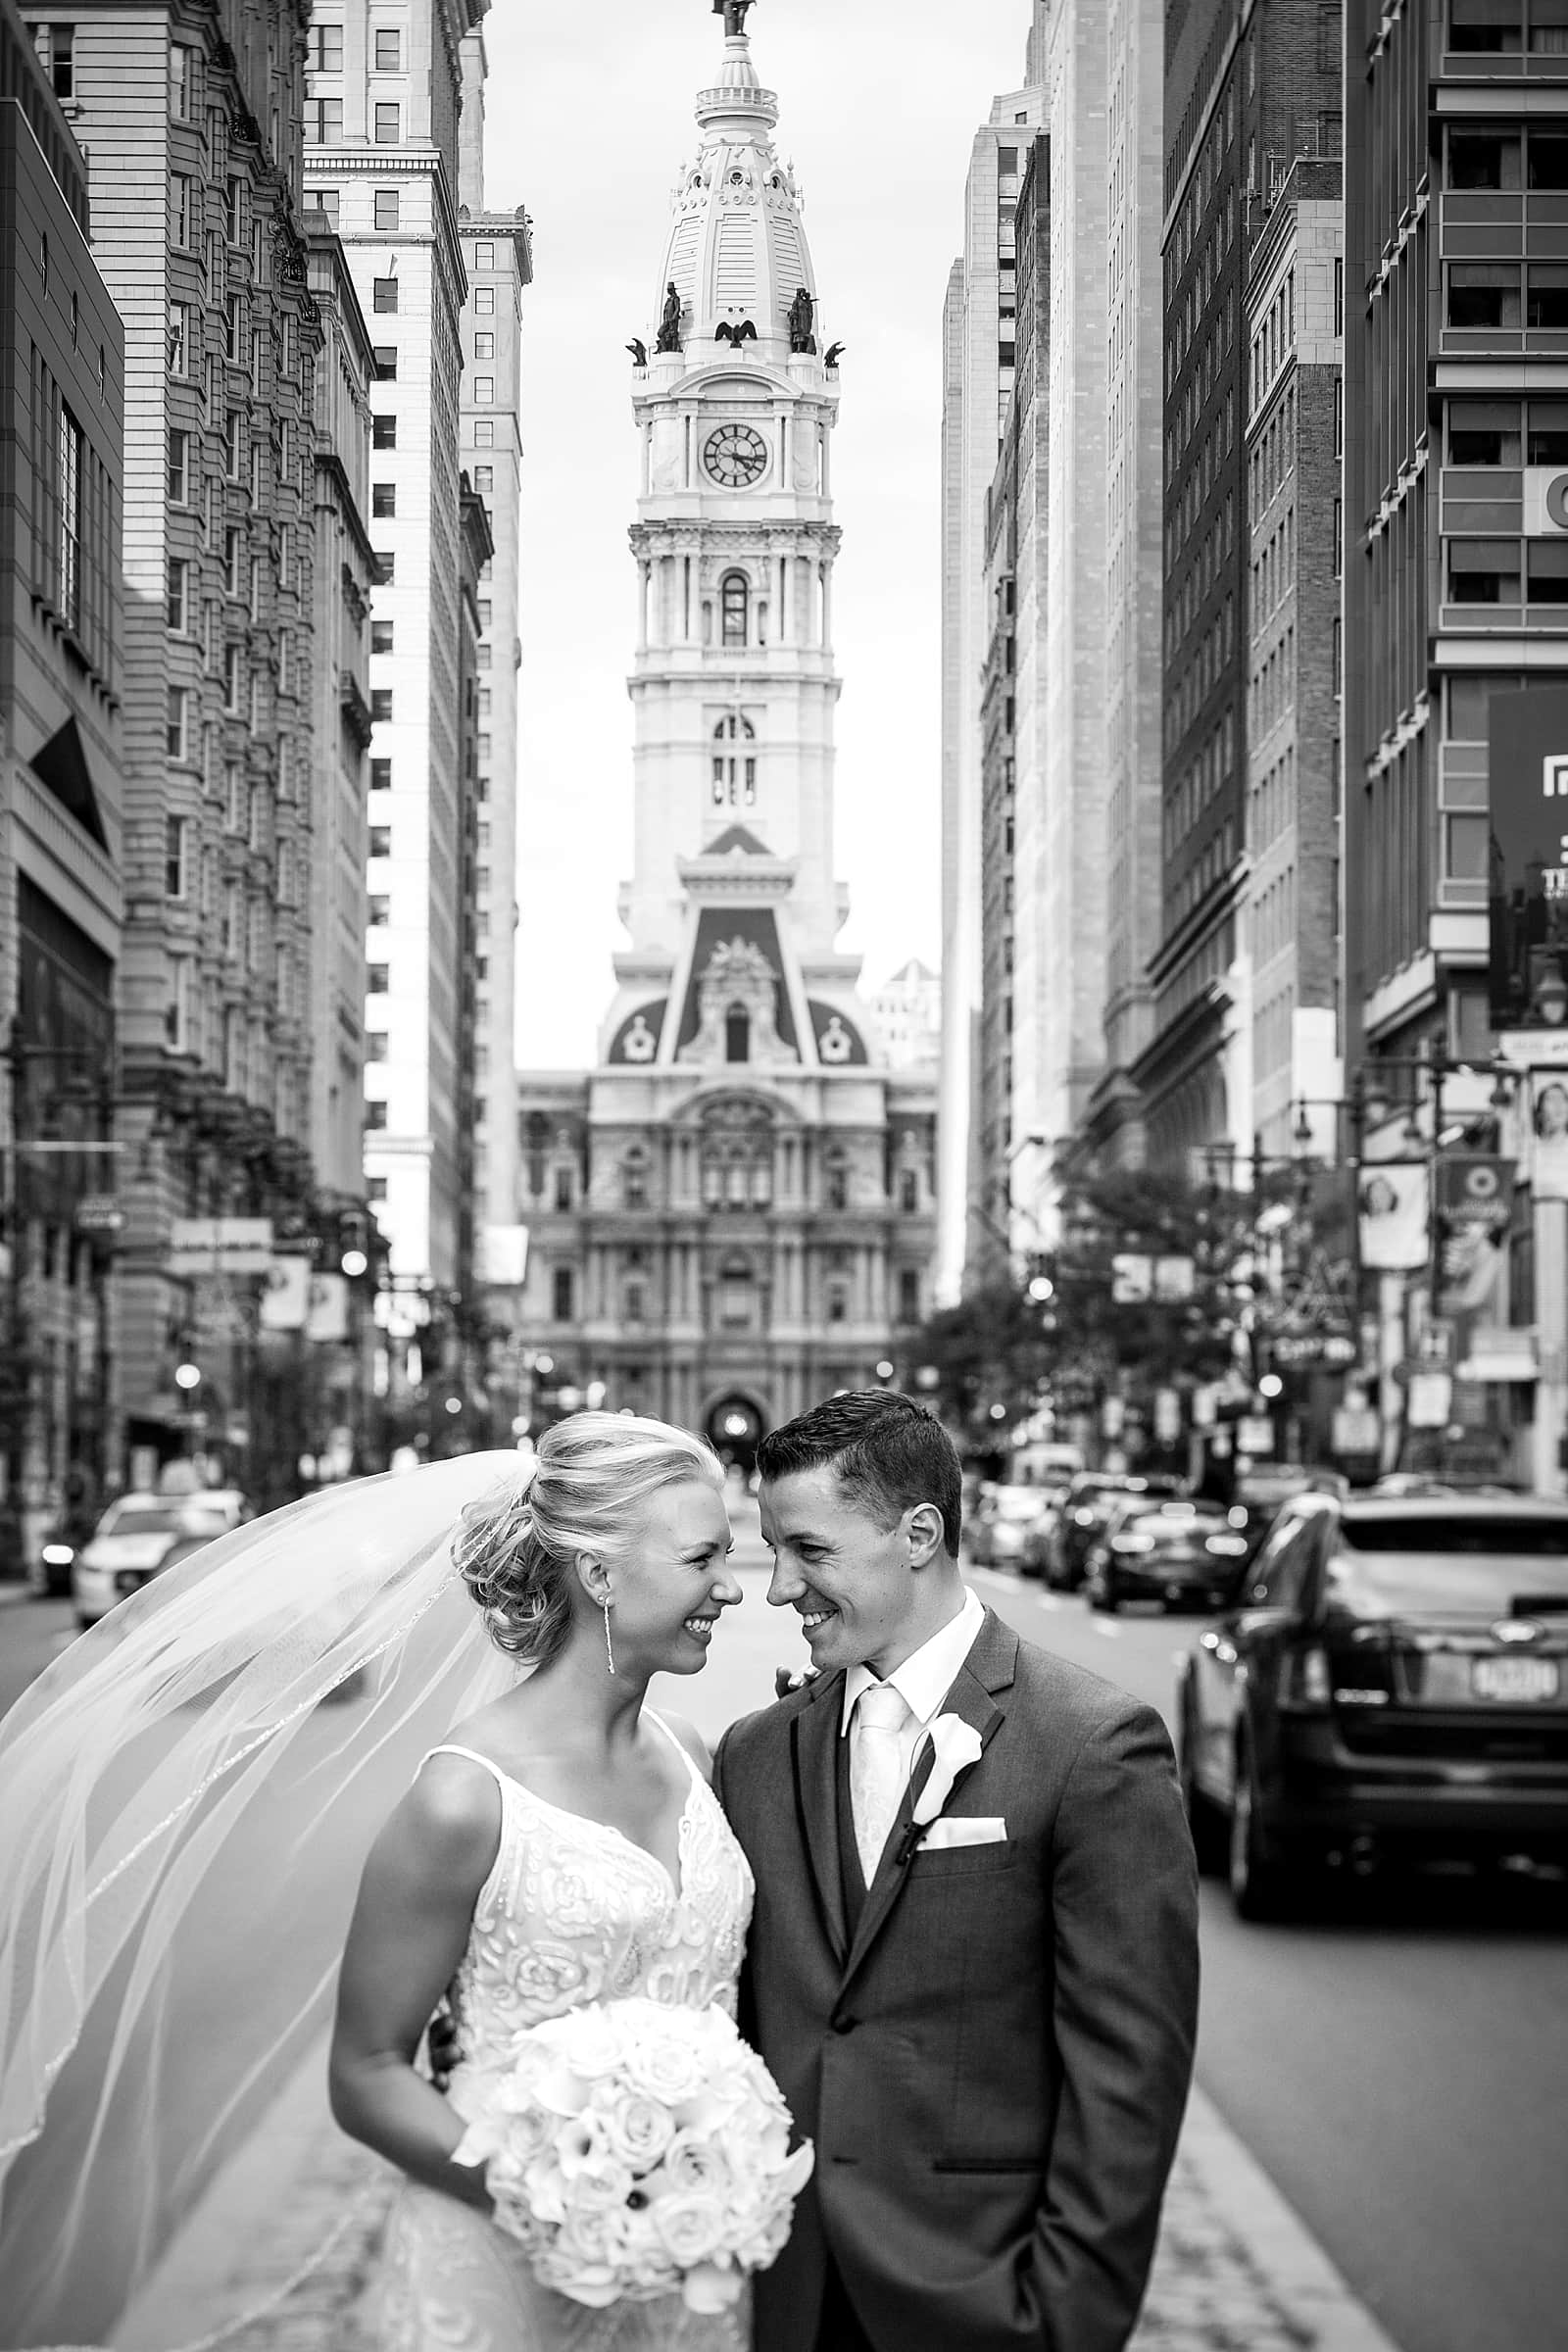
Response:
[677, 938, 799, 1068]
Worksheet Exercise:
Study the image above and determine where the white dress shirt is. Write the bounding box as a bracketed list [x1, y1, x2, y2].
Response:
[840, 1584, 986, 1801]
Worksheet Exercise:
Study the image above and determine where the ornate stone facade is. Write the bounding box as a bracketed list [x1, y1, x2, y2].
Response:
[515, 15, 934, 1465]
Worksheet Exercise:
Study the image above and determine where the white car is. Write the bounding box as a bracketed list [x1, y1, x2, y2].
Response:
[73, 1491, 247, 1629]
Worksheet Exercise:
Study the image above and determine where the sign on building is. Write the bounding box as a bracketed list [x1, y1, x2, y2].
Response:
[1488, 683, 1568, 1027]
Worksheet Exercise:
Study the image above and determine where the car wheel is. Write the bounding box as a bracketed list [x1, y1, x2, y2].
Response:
[1229, 1733, 1290, 1923]
[1177, 1700, 1228, 1878]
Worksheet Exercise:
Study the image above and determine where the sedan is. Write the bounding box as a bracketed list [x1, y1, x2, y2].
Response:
[1084, 1497, 1250, 1614]
[970, 1484, 1052, 1569]
[73, 1490, 248, 1629]
[1176, 1494, 1568, 1920]
[1046, 1472, 1186, 1592]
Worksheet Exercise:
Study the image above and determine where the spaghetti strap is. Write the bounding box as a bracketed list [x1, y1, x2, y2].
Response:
[420, 1741, 514, 1789]
[647, 1709, 703, 1786]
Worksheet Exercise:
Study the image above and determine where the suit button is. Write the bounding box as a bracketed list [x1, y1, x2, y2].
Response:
[832, 2014, 857, 2034]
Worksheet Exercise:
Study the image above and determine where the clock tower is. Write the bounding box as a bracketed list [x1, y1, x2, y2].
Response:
[517, 10, 936, 1455]
[606, 11, 853, 1052]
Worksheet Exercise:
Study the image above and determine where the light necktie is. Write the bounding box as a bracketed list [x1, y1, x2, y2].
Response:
[851, 1682, 911, 1886]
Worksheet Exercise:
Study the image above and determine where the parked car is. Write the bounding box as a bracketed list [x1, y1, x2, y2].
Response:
[1046, 1472, 1185, 1592]
[1084, 1496, 1250, 1615]
[28, 1503, 103, 1598]
[1228, 1465, 1348, 1562]
[1175, 1494, 1568, 1920]
[72, 1489, 249, 1629]
[970, 1483, 1054, 1569]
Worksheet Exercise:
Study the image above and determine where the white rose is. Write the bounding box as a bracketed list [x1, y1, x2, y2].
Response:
[624, 2028, 708, 2107]
[658, 2129, 732, 2199]
[602, 2090, 676, 2173]
[553, 2005, 629, 2081]
[652, 2190, 727, 2267]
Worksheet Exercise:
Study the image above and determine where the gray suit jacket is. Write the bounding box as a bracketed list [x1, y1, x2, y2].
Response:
[712, 1607, 1199, 2352]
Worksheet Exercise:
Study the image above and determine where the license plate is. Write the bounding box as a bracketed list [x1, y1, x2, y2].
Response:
[1471, 1655, 1561, 1704]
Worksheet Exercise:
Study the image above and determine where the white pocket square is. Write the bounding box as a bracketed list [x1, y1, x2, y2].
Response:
[920, 1815, 1007, 1851]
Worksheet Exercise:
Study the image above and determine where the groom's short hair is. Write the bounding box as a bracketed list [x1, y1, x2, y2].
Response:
[757, 1392, 962, 1559]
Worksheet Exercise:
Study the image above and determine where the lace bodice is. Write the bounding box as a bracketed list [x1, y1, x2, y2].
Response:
[426, 1717, 754, 2099]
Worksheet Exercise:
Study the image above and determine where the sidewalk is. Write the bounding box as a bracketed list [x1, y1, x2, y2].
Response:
[116, 2043, 1398, 2352]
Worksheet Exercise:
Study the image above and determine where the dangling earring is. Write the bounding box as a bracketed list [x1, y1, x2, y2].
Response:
[602, 1593, 615, 1678]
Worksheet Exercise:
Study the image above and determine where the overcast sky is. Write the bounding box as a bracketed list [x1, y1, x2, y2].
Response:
[479, 0, 1029, 1067]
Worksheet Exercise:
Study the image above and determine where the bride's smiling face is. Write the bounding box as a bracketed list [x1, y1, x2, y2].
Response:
[607, 1479, 740, 1676]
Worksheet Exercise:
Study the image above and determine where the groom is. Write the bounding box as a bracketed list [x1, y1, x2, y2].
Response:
[713, 1392, 1199, 2352]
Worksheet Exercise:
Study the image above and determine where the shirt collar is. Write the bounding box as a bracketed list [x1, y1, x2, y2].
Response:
[841, 1585, 985, 1735]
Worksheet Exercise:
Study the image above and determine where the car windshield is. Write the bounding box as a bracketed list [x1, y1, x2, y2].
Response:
[1332, 1514, 1568, 1615]
[98, 1502, 183, 1538]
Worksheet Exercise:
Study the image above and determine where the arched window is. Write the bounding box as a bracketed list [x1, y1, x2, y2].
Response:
[720, 571, 749, 648]
[711, 713, 759, 808]
[725, 1005, 750, 1063]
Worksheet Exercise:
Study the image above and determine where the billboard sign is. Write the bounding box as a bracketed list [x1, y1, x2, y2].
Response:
[1488, 684, 1568, 1028]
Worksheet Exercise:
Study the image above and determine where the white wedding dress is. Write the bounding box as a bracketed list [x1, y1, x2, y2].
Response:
[377, 1717, 755, 2352]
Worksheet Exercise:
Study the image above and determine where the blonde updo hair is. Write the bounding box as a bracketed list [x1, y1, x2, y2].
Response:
[453, 1411, 724, 1665]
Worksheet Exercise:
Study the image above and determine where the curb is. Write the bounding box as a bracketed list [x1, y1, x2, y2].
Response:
[1138, 2084, 1401, 2352]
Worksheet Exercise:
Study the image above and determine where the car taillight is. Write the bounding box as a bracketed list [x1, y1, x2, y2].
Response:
[1276, 1644, 1332, 1708]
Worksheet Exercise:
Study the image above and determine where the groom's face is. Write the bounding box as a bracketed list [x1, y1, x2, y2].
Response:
[759, 1464, 921, 1678]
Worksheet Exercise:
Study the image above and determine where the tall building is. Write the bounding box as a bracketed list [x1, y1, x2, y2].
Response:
[455, 24, 532, 1325]
[1241, 156, 1343, 1160]
[1086, 0, 1167, 1169]
[304, 215, 375, 1200]
[30, 0, 328, 1491]
[0, 0, 123, 1556]
[304, 0, 488, 1297]
[1141, 0, 1342, 1169]
[1345, 0, 1568, 1073]
[514, 11, 936, 1458]
[866, 958, 943, 1072]
[938, 13, 1046, 1299]
[1007, 3, 1114, 1243]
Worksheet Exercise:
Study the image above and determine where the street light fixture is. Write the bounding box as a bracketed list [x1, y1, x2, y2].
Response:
[173, 1362, 202, 1394]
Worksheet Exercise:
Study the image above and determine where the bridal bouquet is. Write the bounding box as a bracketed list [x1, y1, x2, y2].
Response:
[452, 1996, 814, 2312]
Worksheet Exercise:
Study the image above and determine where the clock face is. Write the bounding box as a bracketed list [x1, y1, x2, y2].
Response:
[704, 423, 768, 488]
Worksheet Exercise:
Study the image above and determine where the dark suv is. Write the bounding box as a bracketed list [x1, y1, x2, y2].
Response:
[1175, 1494, 1568, 1919]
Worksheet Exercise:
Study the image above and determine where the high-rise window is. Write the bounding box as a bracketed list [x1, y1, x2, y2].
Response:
[305, 97, 343, 143]
[473, 419, 494, 447]
[372, 346, 397, 380]
[372, 414, 397, 449]
[308, 22, 343, 69]
[720, 571, 749, 647]
[166, 686, 188, 760]
[373, 276, 398, 312]
[34, 22, 73, 96]
[373, 102, 400, 143]
[474, 241, 494, 270]
[374, 27, 401, 68]
[372, 482, 396, 517]
[371, 620, 394, 654]
[474, 375, 494, 404]
[473, 465, 493, 491]
[473, 285, 494, 315]
[58, 406, 82, 629]
[171, 173, 193, 247]
[473, 331, 494, 360]
[374, 188, 400, 230]
[167, 557, 188, 632]
[168, 302, 190, 375]
[311, 187, 340, 230]
[170, 41, 191, 116]
[168, 428, 189, 503]
[165, 815, 189, 898]
[371, 688, 393, 722]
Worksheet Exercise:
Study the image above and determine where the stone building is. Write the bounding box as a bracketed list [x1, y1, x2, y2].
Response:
[0, 0, 124, 1555]
[1242, 156, 1343, 1161]
[514, 12, 935, 1466]
[26, 0, 329, 1486]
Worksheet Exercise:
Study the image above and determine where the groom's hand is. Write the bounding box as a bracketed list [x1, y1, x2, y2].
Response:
[426, 1996, 462, 2090]
[774, 1664, 819, 1698]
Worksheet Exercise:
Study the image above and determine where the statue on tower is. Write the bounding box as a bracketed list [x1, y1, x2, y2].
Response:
[787, 285, 817, 356]
[713, 0, 758, 31]
[655, 282, 683, 356]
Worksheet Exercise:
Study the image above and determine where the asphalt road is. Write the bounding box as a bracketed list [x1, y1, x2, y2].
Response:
[5, 1511, 1565, 2352]
[966, 1562, 1568, 2352]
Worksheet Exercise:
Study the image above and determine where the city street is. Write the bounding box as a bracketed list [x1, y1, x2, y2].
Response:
[3, 1499, 1564, 2351]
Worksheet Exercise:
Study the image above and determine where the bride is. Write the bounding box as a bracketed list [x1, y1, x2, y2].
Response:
[0, 1414, 757, 2352]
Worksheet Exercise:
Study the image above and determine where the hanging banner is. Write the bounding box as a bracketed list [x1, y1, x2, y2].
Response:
[1434, 1154, 1515, 1316]
[1527, 1069, 1568, 1200]
[1488, 683, 1568, 1028]
[1357, 1161, 1429, 1270]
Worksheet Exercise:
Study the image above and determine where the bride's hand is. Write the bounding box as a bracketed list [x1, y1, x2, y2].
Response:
[427, 1996, 462, 2089]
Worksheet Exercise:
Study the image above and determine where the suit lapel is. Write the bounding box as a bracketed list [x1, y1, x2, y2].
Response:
[791, 1673, 849, 1966]
[838, 1608, 1017, 1995]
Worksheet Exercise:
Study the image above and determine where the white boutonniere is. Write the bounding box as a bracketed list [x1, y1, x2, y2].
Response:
[895, 1714, 985, 1866]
